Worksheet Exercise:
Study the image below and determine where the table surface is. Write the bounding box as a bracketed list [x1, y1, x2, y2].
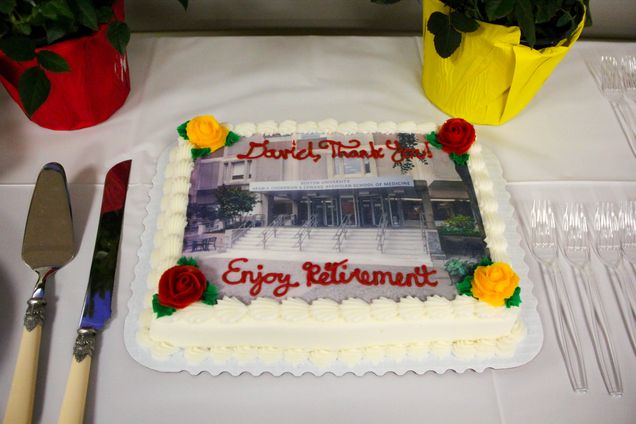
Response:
[1, 35, 635, 424]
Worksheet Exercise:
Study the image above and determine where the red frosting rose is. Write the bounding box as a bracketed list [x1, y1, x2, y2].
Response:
[157, 265, 207, 309]
[437, 118, 476, 155]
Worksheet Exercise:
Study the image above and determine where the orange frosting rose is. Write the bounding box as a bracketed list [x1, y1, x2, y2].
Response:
[471, 262, 519, 307]
[185, 115, 228, 151]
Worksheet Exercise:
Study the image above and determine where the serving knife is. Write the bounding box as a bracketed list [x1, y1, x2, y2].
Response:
[57, 160, 131, 424]
[3, 163, 75, 424]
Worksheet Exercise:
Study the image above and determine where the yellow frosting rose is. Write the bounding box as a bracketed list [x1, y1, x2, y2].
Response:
[185, 115, 228, 151]
[471, 262, 519, 307]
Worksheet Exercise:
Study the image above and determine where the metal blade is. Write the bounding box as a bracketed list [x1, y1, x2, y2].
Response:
[79, 160, 132, 330]
[22, 163, 74, 271]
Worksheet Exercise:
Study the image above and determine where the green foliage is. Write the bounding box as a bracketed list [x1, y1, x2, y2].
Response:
[505, 286, 522, 308]
[420, 0, 590, 57]
[392, 133, 425, 174]
[18, 67, 50, 116]
[456, 275, 473, 296]
[440, 214, 480, 236]
[177, 120, 190, 139]
[225, 131, 241, 147]
[215, 184, 257, 224]
[191, 147, 212, 160]
[444, 258, 475, 277]
[177, 256, 199, 267]
[36, 50, 70, 72]
[177, 0, 189, 10]
[106, 20, 130, 55]
[201, 283, 219, 305]
[152, 294, 176, 318]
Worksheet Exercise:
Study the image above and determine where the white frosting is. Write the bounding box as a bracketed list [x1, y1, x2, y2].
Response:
[139, 120, 522, 367]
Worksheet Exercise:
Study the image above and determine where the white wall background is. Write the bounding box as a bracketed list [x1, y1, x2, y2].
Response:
[126, 0, 636, 39]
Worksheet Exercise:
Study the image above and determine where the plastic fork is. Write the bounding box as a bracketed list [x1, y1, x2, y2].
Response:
[619, 200, 636, 271]
[529, 200, 587, 393]
[621, 56, 636, 104]
[600, 56, 636, 158]
[561, 203, 623, 397]
[592, 202, 636, 356]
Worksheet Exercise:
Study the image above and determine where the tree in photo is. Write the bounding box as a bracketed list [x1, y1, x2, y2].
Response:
[214, 185, 257, 227]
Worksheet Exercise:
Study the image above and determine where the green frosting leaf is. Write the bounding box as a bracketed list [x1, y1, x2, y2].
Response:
[478, 257, 494, 267]
[177, 256, 199, 267]
[225, 131, 240, 147]
[177, 120, 189, 140]
[201, 283, 219, 306]
[426, 131, 442, 149]
[456, 275, 473, 297]
[505, 286, 522, 308]
[449, 152, 470, 166]
[152, 294, 176, 318]
[191, 148, 211, 160]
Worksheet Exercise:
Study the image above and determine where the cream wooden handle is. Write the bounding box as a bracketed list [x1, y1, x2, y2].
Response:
[3, 326, 42, 424]
[57, 355, 92, 424]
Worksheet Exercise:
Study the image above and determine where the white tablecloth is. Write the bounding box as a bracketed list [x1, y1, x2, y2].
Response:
[0, 35, 635, 424]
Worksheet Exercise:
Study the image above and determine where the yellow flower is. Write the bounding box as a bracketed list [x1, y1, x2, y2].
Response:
[186, 115, 228, 151]
[472, 262, 519, 307]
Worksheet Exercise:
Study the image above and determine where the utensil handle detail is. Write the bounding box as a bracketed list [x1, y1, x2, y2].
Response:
[3, 325, 43, 424]
[580, 268, 623, 397]
[548, 265, 588, 392]
[57, 330, 96, 424]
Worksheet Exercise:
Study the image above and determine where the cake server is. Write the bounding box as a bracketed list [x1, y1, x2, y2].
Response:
[57, 160, 131, 424]
[3, 163, 75, 424]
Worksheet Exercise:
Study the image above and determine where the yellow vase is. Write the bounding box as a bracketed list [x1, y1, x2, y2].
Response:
[422, 0, 585, 125]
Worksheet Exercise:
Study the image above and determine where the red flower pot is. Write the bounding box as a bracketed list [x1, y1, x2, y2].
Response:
[0, 0, 130, 130]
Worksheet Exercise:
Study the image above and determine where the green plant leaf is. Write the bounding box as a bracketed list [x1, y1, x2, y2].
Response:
[75, 0, 98, 30]
[456, 275, 473, 297]
[191, 147, 211, 160]
[426, 11, 449, 35]
[535, 0, 561, 24]
[107, 21, 130, 55]
[225, 131, 240, 146]
[18, 67, 51, 116]
[556, 11, 573, 27]
[427, 12, 461, 58]
[177, 256, 199, 267]
[0, 0, 15, 14]
[36, 50, 70, 72]
[41, 0, 74, 19]
[434, 27, 461, 59]
[46, 25, 67, 44]
[485, 0, 515, 21]
[97, 6, 113, 24]
[0, 36, 36, 61]
[177, 0, 189, 9]
[152, 293, 176, 318]
[505, 286, 522, 308]
[514, 0, 536, 48]
[450, 11, 479, 33]
[201, 283, 218, 306]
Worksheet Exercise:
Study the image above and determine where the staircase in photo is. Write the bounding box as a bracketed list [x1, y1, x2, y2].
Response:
[228, 214, 435, 262]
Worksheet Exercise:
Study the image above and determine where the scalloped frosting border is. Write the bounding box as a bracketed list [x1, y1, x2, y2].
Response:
[137, 120, 522, 367]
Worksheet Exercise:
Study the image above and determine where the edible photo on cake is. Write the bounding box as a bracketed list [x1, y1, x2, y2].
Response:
[181, 128, 488, 302]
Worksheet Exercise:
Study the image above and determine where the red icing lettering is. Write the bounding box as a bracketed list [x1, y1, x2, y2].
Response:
[237, 140, 321, 163]
[221, 258, 300, 297]
[385, 139, 433, 163]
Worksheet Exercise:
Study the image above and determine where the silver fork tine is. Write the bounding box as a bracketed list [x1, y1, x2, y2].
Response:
[561, 202, 623, 397]
[527, 200, 587, 392]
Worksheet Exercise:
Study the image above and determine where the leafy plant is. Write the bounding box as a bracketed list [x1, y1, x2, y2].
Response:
[440, 214, 480, 236]
[375, 0, 591, 58]
[444, 257, 476, 277]
[214, 184, 257, 225]
[0, 0, 187, 116]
